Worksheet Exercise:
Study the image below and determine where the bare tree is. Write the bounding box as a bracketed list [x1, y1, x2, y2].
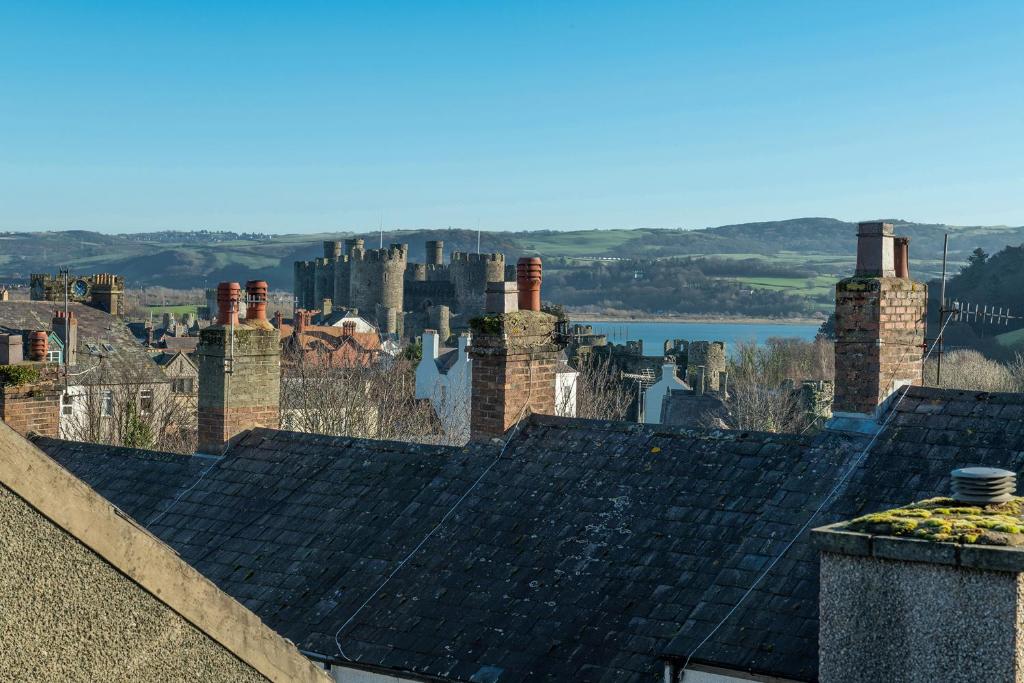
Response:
[571, 354, 634, 421]
[61, 366, 196, 454]
[717, 339, 822, 434]
[925, 349, 1024, 393]
[281, 345, 447, 443]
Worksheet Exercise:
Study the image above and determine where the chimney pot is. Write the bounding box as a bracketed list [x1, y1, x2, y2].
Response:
[216, 282, 241, 326]
[29, 331, 48, 361]
[894, 236, 910, 279]
[273, 311, 283, 329]
[854, 221, 896, 277]
[244, 280, 269, 323]
[516, 257, 543, 312]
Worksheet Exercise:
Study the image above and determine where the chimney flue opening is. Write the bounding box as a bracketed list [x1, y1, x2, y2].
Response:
[516, 257, 543, 312]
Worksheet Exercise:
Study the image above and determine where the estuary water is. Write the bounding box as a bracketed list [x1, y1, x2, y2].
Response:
[577, 320, 821, 357]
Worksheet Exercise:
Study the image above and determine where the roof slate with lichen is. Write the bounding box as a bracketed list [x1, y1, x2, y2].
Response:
[35, 385, 1024, 682]
[0, 301, 167, 385]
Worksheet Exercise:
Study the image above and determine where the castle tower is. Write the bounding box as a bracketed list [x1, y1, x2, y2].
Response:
[686, 341, 726, 392]
[449, 252, 506, 314]
[349, 243, 407, 333]
[426, 240, 444, 266]
[196, 280, 280, 455]
[89, 273, 124, 317]
[833, 221, 926, 417]
[323, 240, 341, 259]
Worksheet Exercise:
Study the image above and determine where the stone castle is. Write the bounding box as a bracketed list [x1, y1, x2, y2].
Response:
[294, 239, 505, 339]
[29, 272, 125, 318]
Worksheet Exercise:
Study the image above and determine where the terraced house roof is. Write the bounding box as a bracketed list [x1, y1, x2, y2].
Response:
[35, 385, 1024, 681]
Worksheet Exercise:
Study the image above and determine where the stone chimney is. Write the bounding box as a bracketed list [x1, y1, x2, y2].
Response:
[272, 311, 283, 330]
[321, 298, 332, 319]
[294, 309, 309, 335]
[814, 475, 1024, 682]
[468, 258, 562, 440]
[833, 221, 926, 419]
[51, 310, 77, 366]
[196, 279, 281, 455]
[0, 335, 23, 365]
[485, 281, 518, 315]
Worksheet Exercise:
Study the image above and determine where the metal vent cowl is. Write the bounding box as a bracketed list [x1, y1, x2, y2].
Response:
[951, 467, 1017, 504]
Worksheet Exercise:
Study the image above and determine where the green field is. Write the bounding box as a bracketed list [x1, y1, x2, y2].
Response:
[996, 328, 1024, 349]
[144, 304, 200, 317]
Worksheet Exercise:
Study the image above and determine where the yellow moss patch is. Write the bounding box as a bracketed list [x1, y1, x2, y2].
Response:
[848, 497, 1024, 546]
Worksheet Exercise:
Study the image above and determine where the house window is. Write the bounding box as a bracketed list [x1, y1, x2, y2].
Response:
[172, 378, 194, 394]
[140, 389, 154, 414]
[61, 392, 75, 416]
[100, 390, 113, 417]
[46, 349, 62, 364]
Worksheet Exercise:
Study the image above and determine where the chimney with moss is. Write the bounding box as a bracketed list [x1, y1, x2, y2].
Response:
[467, 258, 563, 440]
[832, 221, 926, 421]
[814, 468, 1024, 682]
[196, 280, 280, 454]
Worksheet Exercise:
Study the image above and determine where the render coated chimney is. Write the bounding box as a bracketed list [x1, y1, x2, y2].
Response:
[321, 298, 333, 319]
[814, 487, 1024, 682]
[833, 222, 926, 417]
[516, 258, 543, 312]
[28, 331, 48, 362]
[423, 329, 440, 360]
[197, 276, 281, 454]
[51, 310, 77, 366]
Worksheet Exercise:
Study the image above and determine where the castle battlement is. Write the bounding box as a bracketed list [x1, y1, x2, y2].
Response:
[451, 252, 504, 264]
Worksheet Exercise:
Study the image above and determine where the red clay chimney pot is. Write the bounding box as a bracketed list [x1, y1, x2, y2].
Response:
[516, 257, 543, 312]
[216, 282, 241, 326]
[29, 330, 48, 361]
[244, 280, 269, 322]
[894, 237, 910, 280]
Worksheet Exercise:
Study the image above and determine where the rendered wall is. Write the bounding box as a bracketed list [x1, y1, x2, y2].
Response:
[819, 551, 1024, 683]
[0, 484, 270, 682]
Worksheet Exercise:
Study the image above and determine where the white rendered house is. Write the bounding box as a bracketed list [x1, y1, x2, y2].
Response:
[643, 363, 688, 424]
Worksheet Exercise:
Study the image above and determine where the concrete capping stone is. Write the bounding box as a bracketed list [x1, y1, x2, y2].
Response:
[814, 522, 1024, 573]
[812, 524, 871, 556]
[872, 536, 958, 566]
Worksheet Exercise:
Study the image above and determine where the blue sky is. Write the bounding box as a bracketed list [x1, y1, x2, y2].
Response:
[1, 1, 1021, 233]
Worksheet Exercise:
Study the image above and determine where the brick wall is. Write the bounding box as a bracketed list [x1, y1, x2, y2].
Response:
[197, 324, 280, 454]
[833, 276, 926, 415]
[469, 310, 561, 440]
[0, 369, 60, 438]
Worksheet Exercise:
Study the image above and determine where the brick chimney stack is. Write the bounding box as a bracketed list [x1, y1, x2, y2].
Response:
[51, 310, 77, 366]
[341, 321, 356, 337]
[196, 279, 281, 455]
[833, 222, 926, 419]
[468, 258, 562, 440]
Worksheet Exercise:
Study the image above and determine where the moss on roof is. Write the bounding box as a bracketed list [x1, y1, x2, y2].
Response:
[848, 496, 1024, 546]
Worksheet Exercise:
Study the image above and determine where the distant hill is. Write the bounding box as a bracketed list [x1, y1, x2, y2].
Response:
[1, 218, 1022, 290]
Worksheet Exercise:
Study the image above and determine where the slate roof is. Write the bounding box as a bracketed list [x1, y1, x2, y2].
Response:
[36, 385, 1024, 682]
[0, 301, 167, 386]
[434, 347, 459, 373]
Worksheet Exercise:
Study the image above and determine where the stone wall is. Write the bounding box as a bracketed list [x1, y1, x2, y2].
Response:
[449, 252, 506, 314]
[833, 276, 926, 414]
[197, 325, 280, 454]
[0, 485, 271, 682]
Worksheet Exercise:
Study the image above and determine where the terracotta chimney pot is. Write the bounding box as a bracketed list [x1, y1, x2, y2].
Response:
[516, 257, 543, 312]
[894, 237, 910, 280]
[29, 331, 48, 361]
[216, 282, 241, 326]
[244, 280, 269, 322]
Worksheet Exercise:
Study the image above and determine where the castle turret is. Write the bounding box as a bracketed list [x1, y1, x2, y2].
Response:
[349, 243, 407, 334]
[426, 240, 444, 266]
[449, 252, 506, 314]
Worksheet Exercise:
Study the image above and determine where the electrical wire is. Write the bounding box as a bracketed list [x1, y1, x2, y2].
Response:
[680, 311, 954, 677]
[334, 364, 537, 662]
[148, 460, 219, 525]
